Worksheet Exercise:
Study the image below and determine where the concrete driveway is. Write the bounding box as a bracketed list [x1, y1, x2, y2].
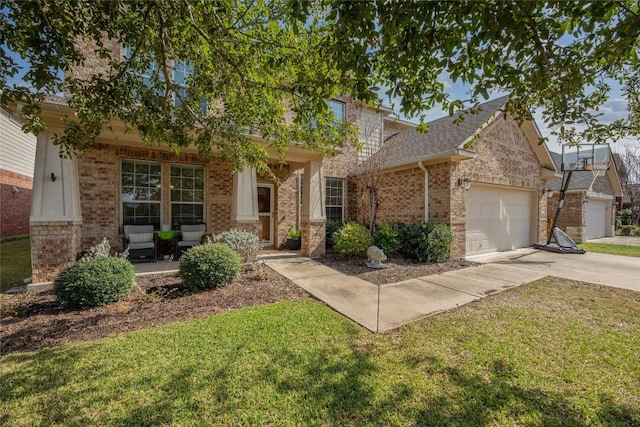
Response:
[469, 247, 640, 292]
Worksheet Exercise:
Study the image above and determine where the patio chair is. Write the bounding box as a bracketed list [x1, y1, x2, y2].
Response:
[123, 224, 157, 262]
[176, 224, 206, 258]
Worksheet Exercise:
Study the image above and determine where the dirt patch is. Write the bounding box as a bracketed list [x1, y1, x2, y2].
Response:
[317, 253, 479, 285]
[1, 256, 476, 354]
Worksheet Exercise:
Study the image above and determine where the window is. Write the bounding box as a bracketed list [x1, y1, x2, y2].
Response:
[124, 47, 207, 112]
[325, 177, 344, 222]
[327, 99, 345, 124]
[170, 164, 205, 229]
[121, 160, 162, 228]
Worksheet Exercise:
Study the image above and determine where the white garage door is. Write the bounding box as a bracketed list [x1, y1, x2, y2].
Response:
[466, 186, 533, 255]
[585, 199, 609, 240]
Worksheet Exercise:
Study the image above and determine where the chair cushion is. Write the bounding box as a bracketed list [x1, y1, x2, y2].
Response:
[128, 232, 154, 243]
[177, 240, 201, 247]
[128, 242, 155, 250]
[181, 231, 204, 242]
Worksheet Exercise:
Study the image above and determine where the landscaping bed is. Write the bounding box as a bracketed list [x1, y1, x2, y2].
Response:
[1, 256, 476, 354]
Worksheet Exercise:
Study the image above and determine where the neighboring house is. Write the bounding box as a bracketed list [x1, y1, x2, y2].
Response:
[358, 96, 559, 257]
[545, 149, 623, 242]
[0, 108, 37, 239]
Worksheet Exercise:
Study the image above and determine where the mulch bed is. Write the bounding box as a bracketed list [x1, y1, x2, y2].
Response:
[1, 256, 477, 355]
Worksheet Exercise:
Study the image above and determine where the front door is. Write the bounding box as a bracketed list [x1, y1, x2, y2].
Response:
[257, 184, 273, 246]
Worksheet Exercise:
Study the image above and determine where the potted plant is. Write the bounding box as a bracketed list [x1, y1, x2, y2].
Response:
[286, 227, 301, 250]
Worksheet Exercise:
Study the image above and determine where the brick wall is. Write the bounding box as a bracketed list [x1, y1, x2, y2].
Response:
[547, 192, 585, 242]
[357, 115, 547, 258]
[77, 144, 235, 253]
[31, 220, 81, 283]
[70, 38, 122, 82]
[0, 169, 33, 238]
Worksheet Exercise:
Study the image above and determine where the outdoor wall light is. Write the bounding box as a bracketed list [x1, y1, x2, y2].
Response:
[50, 172, 57, 182]
[457, 176, 471, 191]
[543, 188, 554, 198]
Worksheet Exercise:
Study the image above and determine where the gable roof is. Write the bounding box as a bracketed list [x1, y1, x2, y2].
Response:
[373, 96, 510, 169]
[547, 149, 623, 196]
[364, 95, 556, 173]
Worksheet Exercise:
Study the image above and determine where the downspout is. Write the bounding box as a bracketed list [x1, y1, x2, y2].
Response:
[417, 161, 429, 222]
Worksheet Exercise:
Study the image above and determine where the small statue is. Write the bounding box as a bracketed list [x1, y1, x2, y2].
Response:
[366, 245, 387, 269]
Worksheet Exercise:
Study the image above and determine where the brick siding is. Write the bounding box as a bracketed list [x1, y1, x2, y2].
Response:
[31, 220, 81, 283]
[0, 169, 33, 238]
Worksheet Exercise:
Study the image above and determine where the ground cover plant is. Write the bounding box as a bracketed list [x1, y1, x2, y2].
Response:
[1, 277, 638, 426]
[0, 237, 31, 292]
[577, 242, 640, 258]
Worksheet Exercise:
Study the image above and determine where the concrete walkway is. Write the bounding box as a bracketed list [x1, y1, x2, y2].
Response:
[265, 257, 546, 333]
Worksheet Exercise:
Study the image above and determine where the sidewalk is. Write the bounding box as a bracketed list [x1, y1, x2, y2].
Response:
[265, 257, 545, 333]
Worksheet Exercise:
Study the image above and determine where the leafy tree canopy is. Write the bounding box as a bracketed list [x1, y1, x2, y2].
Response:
[0, 0, 357, 173]
[1, 0, 639, 172]
[304, 0, 640, 145]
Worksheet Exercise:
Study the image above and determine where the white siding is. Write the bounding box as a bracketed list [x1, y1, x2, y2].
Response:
[0, 109, 36, 177]
[358, 109, 383, 161]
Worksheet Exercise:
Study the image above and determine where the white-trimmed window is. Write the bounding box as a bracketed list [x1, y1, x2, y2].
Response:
[327, 99, 345, 124]
[121, 159, 162, 228]
[325, 177, 344, 222]
[170, 164, 205, 229]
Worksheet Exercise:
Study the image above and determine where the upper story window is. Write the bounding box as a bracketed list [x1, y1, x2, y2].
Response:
[327, 99, 345, 125]
[124, 47, 207, 112]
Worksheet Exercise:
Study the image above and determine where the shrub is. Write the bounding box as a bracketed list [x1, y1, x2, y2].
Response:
[399, 221, 453, 263]
[325, 220, 343, 249]
[333, 222, 373, 256]
[78, 237, 129, 262]
[179, 243, 241, 290]
[374, 222, 399, 255]
[618, 224, 640, 236]
[211, 228, 261, 263]
[54, 257, 135, 309]
[620, 209, 632, 226]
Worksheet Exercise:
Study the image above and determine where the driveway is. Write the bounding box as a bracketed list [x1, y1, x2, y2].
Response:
[469, 247, 640, 293]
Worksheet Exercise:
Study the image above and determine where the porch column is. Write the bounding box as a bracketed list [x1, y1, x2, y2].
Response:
[301, 160, 326, 256]
[30, 131, 82, 285]
[231, 167, 259, 234]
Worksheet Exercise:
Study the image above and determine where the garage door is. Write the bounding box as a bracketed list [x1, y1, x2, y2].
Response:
[585, 199, 609, 240]
[466, 186, 533, 255]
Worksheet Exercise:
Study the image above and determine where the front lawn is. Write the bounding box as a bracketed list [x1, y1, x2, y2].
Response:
[0, 237, 31, 292]
[1, 277, 638, 425]
[578, 242, 640, 257]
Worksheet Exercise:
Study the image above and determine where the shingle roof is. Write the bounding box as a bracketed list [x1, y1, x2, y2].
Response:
[547, 152, 605, 191]
[370, 95, 510, 169]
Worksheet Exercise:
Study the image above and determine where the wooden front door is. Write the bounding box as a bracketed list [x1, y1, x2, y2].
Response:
[257, 184, 273, 245]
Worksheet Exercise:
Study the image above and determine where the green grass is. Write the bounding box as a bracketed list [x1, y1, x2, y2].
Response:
[577, 242, 640, 257]
[1, 277, 639, 426]
[0, 237, 31, 292]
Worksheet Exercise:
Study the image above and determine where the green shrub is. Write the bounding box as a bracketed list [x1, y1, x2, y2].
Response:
[325, 220, 343, 249]
[211, 228, 261, 263]
[399, 221, 453, 263]
[333, 222, 373, 256]
[620, 209, 632, 226]
[180, 243, 241, 290]
[373, 222, 399, 255]
[78, 237, 129, 262]
[54, 257, 134, 309]
[618, 224, 640, 236]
